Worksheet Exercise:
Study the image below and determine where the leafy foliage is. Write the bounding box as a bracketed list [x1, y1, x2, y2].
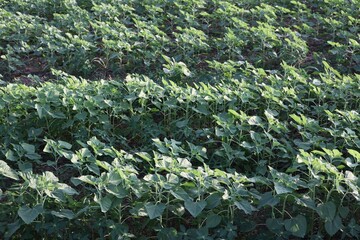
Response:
[0, 0, 359, 82]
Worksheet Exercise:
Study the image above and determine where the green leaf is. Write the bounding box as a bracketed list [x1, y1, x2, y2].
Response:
[21, 143, 35, 154]
[347, 218, 360, 237]
[178, 158, 192, 168]
[75, 175, 98, 185]
[284, 215, 307, 238]
[48, 111, 66, 119]
[235, 200, 257, 215]
[153, 138, 169, 154]
[206, 213, 222, 228]
[258, 192, 279, 208]
[5, 150, 17, 161]
[274, 181, 292, 194]
[105, 184, 128, 198]
[21, 143, 41, 160]
[182, 66, 191, 77]
[348, 149, 360, 161]
[25, 152, 42, 160]
[0, 160, 19, 180]
[87, 163, 100, 175]
[18, 162, 32, 173]
[205, 193, 222, 209]
[100, 195, 112, 213]
[170, 188, 191, 202]
[168, 202, 185, 217]
[290, 114, 303, 125]
[295, 196, 317, 211]
[317, 201, 336, 221]
[166, 173, 179, 185]
[74, 112, 87, 121]
[136, 152, 152, 162]
[57, 183, 78, 195]
[237, 219, 257, 233]
[18, 205, 43, 224]
[325, 215, 342, 236]
[266, 218, 284, 233]
[248, 116, 262, 126]
[35, 104, 43, 119]
[164, 173, 179, 189]
[192, 105, 210, 115]
[58, 141, 72, 149]
[339, 206, 349, 219]
[176, 119, 189, 128]
[43, 140, 54, 153]
[145, 203, 166, 219]
[96, 160, 111, 171]
[4, 220, 21, 239]
[228, 109, 242, 119]
[184, 200, 207, 218]
[51, 209, 75, 219]
[94, 194, 112, 213]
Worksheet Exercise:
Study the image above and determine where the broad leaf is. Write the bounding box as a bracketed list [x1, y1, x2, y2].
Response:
[21, 143, 35, 154]
[205, 193, 222, 209]
[176, 119, 189, 128]
[170, 188, 191, 201]
[18, 205, 43, 224]
[317, 201, 336, 221]
[274, 182, 292, 194]
[290, 114, 303, 125]
[284, 215, 307, 238]
[100, 195, 113, 213]
[184, 200, 207, 218]
[248, 116, 262, 126]
[296, 196, 317, 211]
[4, 220, 21, 239]
[58, 140, 72, 149]
[35, 104, 43, 119]
[57, 183, 78, 195]
[235, 200, 257, 215]
[325, 215, 342, 236]
[206, 213, 222, 228]
[238, 219, 257, 233]
[0, 160, 19, 180]
[266, 218, 284, 233]
[51, 209, 75, 219]
[348, 149, 360, 161]
[258, 192, 279, 208]
[75, 175, 98, 185]
[145, 203, 166, 219]
[94, 194, 113, 213]
[105, 184, 128, 199]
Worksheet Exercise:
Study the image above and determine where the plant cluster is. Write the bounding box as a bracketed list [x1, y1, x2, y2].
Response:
[1, 64, 360, 239]
[0, 0, 359, 82]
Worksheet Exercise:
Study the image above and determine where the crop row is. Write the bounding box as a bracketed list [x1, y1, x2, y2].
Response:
[0, 0, 359, 82]
[1, 63, 359, 238]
